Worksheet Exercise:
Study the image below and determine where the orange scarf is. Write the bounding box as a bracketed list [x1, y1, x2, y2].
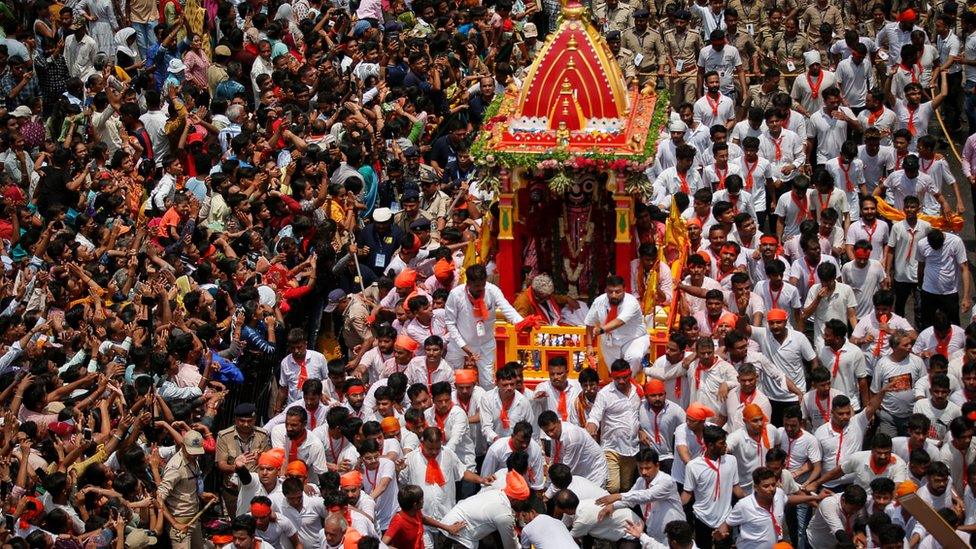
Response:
[295, 355, 308, 390]
[499, 396, 513, 428]
[556, 389, 568, 420]
[869, 455, 895, 475]
[423, 450, 446, 486]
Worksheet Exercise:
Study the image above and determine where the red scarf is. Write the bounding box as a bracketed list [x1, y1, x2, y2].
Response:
[289, 432, 307, 463]
[792, 191, 809, 222]
[936, 328, 953, 358]
[869, 455, 895, 475]
[706, 92, 721, 116]
[703, 455, 722, 500]
[807, 70, 824, 99]
[678, 170, 690, 194]
[759, 498, 782, 538]
[499, 395, 513, 429]
[423, 449, 446, 486]
[839, 159, 853, 192]
[694, 358, 714, 389]
[556, 389, 568, 421]
[831, 348, 843, 378]
[744, 159, 757, 190]
[873, 314, 889, 358]
[832, 423, 845, 465]
[295, 355, 309, 390]
[468, 290, 489, 320]
[435, 410, 449, 440]
[906, 103, 918, 135]
[772, 136, 783, 161]
[867, 106, 885, 125]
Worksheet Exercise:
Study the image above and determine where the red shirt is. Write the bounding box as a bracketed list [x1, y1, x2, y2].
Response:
[385, 510, 425, 549]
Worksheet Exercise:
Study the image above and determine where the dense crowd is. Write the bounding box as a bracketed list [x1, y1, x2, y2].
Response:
[1, 0, 976, 547]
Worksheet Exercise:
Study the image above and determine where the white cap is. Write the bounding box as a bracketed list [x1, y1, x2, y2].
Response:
[803, 50, 822, 68]
[523, 22, 538, 38]
[167, 58, 186, 73]
[668, 120, 688, 133]
[10, 106, 31, 118]
[372, 207, 393, 223]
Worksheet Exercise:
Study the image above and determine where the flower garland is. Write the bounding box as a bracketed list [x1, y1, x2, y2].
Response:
[471, 90, 670, 173]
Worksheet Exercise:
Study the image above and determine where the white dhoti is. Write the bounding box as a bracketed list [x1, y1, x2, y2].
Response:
[446, 342, 497, 390]
[599, 336, 650, 375]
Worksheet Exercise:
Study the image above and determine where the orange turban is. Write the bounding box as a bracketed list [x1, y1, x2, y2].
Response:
[898, 8, 916, 21]
[503, 470, 530, 501]
[340, 471, 363, 488]
[433, 259, 455, 281]
[380, 417, 401, 434]
[896, 480, 918, 497]
[743, 404, 770, 448]
[395, 269, 418, 289]
[455, 368, 478, 385]
[773, 543, 794, 549]
[717, 313, 738, 328]
[687, 402, 715, 421]
[258, 448, 286, 469]
[395, 335, 420, 352]
[686, 218, 703, 228]
[742, 403, 766, 421]
[643, 379, 666, 395]
[286, 460, 308, 477]
[767, 308, 788, 322]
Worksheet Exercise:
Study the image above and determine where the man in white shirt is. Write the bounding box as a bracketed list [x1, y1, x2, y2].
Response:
[807, 86, 861, 165]
[553, 489, 641, 543]
[479, 364, 532, 444]
[595, 448, 685, 542]
[805, 486, 867, 548]
[585, 275, 650, 375]
[481, 422, 546, 491]
[726, 403, 781, 494]
[270, 478, 329, 549]
[684, 336, 738, 414]
[835, 43, 873, 110]
[916, 228, 972, 328]
[792, 51, 837, 116]
[858, 93, 898, 148]
[697, 29, 746, 100]
[587, 360, 641, 493]
[682, 425, 744, 548]
[819, 319, 870, 410]
[531, 357, 582, 425]
[871, 329, 926, 437]
[275, 328, 328, 414]
[841, 240, 888, 318]
[759, 110, 804, 190]
[749, 308, 816, 425]
[824, 142, 866, 223]
[801, 262, 857, 349]
[539, 411, 609, 487]
[444, 265, 523, 388]
[815, 433, 909, 491]
[694, 71, 736, 129]
[638, 379, 687, 471]
[441, 470, 523, 549]
[513, 497, 577, 549]
[717, 467, 787, 548]
[807, 392, 883, 492]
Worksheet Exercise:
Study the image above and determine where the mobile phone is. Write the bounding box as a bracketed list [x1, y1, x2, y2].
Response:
[83, 428, 92, 441]
[4, 513, 13, 531]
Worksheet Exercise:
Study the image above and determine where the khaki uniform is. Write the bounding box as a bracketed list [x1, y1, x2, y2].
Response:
[772, 32, 811, 84]
[616, 48, 639, 81]
[728, 0, 766, 34]
[214, 426, 271, 517]
[158, 452, 205, 549]
[393, 210, 434, 236]
[420, 189, 451, 237]
[593, 4, 635, 32]
[746, 81, 789, 112]
[756, 25, 784, 68]
[664, 28, 704, 106]
[728, 29, 758, 102]
[622, 27, 666, 86]
[799, 4, 844, 38]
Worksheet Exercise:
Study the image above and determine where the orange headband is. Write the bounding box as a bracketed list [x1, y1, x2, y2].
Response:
[250, 502, 272, 517]
[643, 379, 666, 394]
[347, 385, 366, 395]
[767, 308, 788, 322]
[610, 369, 631, 379]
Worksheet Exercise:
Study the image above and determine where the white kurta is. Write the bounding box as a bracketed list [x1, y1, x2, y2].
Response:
[444, 283, 523, 388]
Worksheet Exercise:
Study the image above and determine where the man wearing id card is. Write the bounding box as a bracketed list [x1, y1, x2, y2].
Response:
[622, 9, 665, 88]
[357, 207, 406, 273]
[444, 265, 524, 389]
[664, 10, 703, 105]
[696, 29, 747, 105]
